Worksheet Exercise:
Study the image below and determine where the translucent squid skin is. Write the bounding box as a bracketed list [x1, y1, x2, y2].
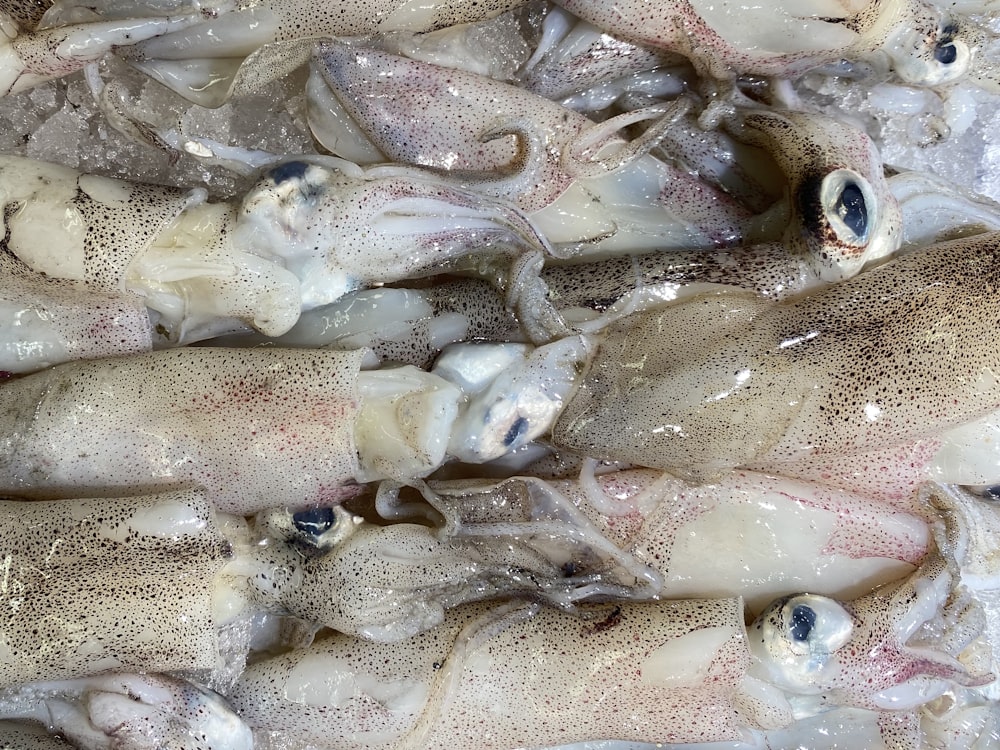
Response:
[425, 468, 931, 613]
[0, 489, 231, 687]
[0, 673, 252, 750]
[33, 0, 532, 105]
[0, 7, 217, 97]
[0, 347, 365, 513]
[554, 231, 1000, 480]
[229, 598, 761, 749]
[0, 265, 153, 375]
[550, 0, 983, 87]
[229, 549, 989, 750]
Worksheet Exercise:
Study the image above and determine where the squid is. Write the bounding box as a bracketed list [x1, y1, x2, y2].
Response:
[553, 231, 1000, 483]
[0, 4, 217, 98]
[0, 154, 562, 345]
[550, 0, 995, 89]
[33, 0, 531, 106]
[426, 468, 931, 611]
[236, 466, 931, 642]
[309, 42, 902, 279]
[0, 336, 607, 510]
[229, 542, 990, 750]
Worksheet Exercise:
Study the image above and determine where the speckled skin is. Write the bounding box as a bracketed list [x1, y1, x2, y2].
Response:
[0, 347, 364, 512]
[0, 489, 229, 686]
[0, 156, 197, 290]
[0, 673, 253, 750]
[0, 722, 74, 749]
[231, 599, 755, 749]
[0, 256, 152, 374]
[554, 232, 1000, 478]
[311, 39, 748, 252]
[552, 0, 969, 85]
[0, 0, 48, 31]
[312, 40, 588, 215]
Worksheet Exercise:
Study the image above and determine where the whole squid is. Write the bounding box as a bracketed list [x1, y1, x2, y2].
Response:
[230, 544, 990, 750]
[235, 466, 930, 642]
[309, 41, 902, 277]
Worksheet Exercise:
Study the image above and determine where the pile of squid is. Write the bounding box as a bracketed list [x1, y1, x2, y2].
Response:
[3, 0, 1000, 748]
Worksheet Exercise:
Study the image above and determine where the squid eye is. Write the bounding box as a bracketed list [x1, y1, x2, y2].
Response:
[748, 594, 855, 694]
[833, 181, 868, 239]
[820, 170, 873, 245]
[256, 505, 359, 557]
[934, 41, 958, 65]
[927, 22, 971, 83]
[268, 160, 311, 185]
[292, 507, 338, 536]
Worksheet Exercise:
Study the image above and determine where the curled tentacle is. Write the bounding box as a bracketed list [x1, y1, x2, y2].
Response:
[560, 96, 694, 179]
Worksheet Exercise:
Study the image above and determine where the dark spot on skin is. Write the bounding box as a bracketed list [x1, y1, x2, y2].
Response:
[503, 416, 529, 447]
[790, 604, 816, 642]
[582, 606, 623, 635]
[268, 161, 311, 185]
[836, 182, 868, 237]
[292, 507, 337, 537]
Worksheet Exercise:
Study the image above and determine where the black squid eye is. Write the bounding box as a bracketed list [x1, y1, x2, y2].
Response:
[292, 507, 338, 536]
[935, 42, 958, 65]
[835, 181, 868, 238]
[268, 161, 311, 185]
[789, 604, 816, 642]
